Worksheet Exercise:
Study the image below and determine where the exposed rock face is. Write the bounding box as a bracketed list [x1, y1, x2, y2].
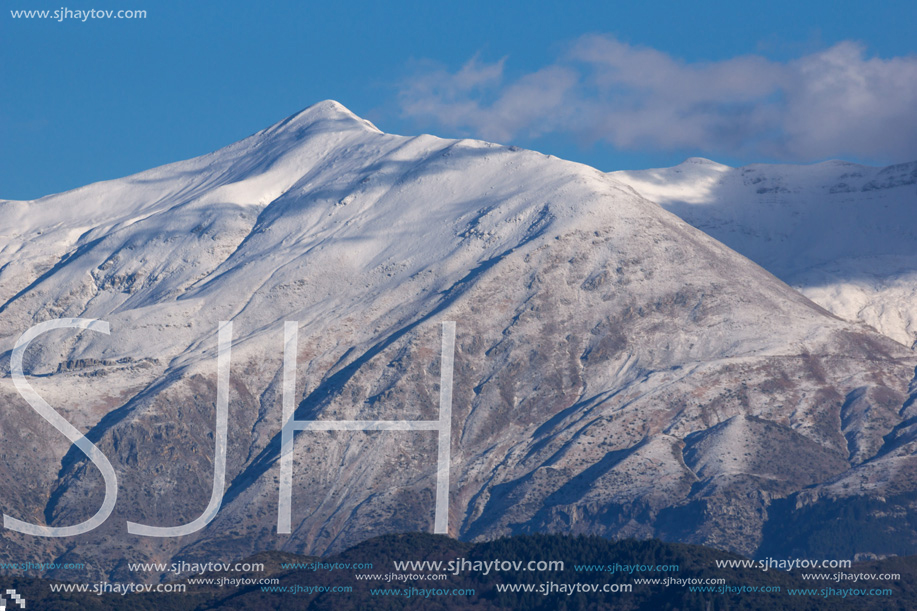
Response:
[1, 102, 915, 580]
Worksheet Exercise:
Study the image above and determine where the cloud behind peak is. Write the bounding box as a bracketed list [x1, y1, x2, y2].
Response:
[398, 36, 917, 163]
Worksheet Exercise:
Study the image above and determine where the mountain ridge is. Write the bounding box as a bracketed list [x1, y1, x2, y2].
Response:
[1, 102, 915, 580]
[612, 156, 917, 347]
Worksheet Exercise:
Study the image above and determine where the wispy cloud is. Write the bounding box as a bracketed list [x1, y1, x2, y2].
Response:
[398, 36, 917, 162]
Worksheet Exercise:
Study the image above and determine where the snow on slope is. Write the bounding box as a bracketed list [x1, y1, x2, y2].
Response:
[0, 100, 660, 390]
[612, 158, 917, 347]
[1, 102, 916, 578]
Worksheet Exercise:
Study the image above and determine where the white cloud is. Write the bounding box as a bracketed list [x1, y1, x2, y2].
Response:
[398, 36, 917, 162]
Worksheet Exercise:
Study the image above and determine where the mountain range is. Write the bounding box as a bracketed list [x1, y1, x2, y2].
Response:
[1, 101, 915, 580]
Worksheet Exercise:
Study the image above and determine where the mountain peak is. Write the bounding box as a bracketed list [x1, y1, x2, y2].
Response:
[297, 99, 359, 120]
[267, 100, 382, 136]
[682, 157, 731, 169]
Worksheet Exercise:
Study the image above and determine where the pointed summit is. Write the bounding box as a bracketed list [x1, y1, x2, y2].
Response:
[264, 100, 382, 137]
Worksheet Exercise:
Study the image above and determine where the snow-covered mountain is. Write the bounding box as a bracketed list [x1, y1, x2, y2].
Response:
[612, 158, 917, 347]
[1, 102, 916, 579]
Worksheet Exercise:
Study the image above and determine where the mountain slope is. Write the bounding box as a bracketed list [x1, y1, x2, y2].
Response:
[612, 157, 917, 347]
[1, 102, 915, 580]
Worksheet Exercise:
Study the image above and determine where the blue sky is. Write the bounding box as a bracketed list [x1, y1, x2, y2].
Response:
[2, 0, 916, 200]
